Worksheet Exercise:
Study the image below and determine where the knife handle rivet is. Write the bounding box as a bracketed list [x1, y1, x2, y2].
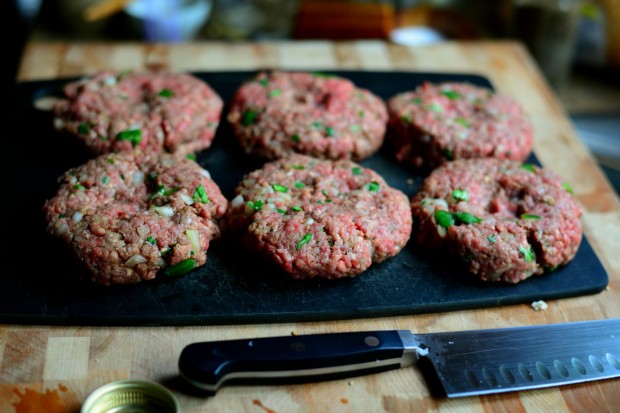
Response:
[364, 336, 380, 347]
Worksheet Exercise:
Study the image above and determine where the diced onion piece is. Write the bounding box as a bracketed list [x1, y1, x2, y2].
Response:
[132, 171, 145, 185]
[186, 229, 201, 253]
[72, 212, 83, 222]
[200, 169, 211, 179]
[531, 300, 548, 311]
[54, 222, 69, 236]
[304, 218, 315, 225]
[137, 224, 149, 237]
[53, 118, 65, 130]
[180, 193, 194, 205]
[103, 76, 117, 86]
[151, 205, 175, 217]
[125, 254, 147, 267]
[437, 225, 447, 238]
[231, 194, 244, 208]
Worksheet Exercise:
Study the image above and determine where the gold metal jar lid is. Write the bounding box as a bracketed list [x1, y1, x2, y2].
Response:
[81, 379, 180, 413]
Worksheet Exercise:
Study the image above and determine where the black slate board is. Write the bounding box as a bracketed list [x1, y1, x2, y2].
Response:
[0, 71, 608, 326]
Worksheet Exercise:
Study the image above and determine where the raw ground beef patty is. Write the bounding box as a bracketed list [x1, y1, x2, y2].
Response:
[43, 151, 227, 285]
[225, 154, 412, 279]
[387, 82, 533, 170]
[53, 70, 223, 156]
[227, 71, 388, 160]
[411, 158, 582, 283]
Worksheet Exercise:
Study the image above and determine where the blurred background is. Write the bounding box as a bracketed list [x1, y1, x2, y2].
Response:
[6, 0, 620, 192]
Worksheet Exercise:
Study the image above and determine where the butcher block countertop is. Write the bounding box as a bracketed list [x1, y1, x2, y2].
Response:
[3, 40, 620, 412]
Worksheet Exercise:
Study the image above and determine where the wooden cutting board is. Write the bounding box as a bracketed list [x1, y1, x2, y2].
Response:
[2, 41, 619, 413]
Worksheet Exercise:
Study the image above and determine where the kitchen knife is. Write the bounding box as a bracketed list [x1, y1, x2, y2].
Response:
[178, 318, 620, 397]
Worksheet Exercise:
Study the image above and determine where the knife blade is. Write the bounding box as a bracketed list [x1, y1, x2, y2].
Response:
[178, 318, 620, 397]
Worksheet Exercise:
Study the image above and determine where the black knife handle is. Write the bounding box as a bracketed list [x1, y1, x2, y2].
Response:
[178, 331, 407, 394]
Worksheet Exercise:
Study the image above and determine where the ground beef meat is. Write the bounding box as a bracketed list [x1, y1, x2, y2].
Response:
[225, 154, 412, 279]
[411, 158, 582, 283]
[227, 71, 388, 161]
[53, 70, 223, 156]
[43, 151, 227, 285]
[387, 82, 533, 170]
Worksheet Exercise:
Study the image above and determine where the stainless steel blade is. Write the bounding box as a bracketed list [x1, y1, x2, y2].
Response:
[402, 318, 620, 397]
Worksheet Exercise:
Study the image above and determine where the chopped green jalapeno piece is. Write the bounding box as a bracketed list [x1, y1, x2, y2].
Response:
[259, 78, 269, 87]
[455, 211, 482, 224]
[186, 153, 197, 161]
[116, 129, 142, 147]
[312, 121, 323, 128]
[163, 258, 196, 277]
[101, 176, 110, 185]
[519, 245, 535, 263]
[521, 213, 541, 220]
[401, 114, 413, 124]
[487, 234, 497, 243]
[241, 110, 257, 126]
[150, 185, 165, 200]
[247, 200, 264, 211]
[276, 208, 287, 214]
[107, 157, 115, 164]
[454, 117, 470, 127]
[441, 90, 461, 99]
[428, 103, 444, 112]
[312, 72, 335, 78]
[292, 134, 301, 143]
[443, 148, 454, 160]
[272, 184, 288, 193]
[352, 167, 362, 175]
[158, 89, 174, 98]
[452, 189, 469, 202]
[358, 110, 365, 118]
[73, 184, 86, 191]
[294, 181, 305, 189]
[163, 187, 181, 196]
[325, 126, 335, 137]
[411, 97, 422, 104]
[521, 163, 536, 173]
[434, 210, 455, 228]
[151, 185, 181, 199]
[268, 89, 282, 97]
[291, 164, 305, 170]
[291, 206, 302, 212]
[78, 122, 91, 134]
[296, 233, 313, 250]
[366, 181, 380, 192]
[193, 184, 210, 203]
[562, 182, 574, 194]
[350, 124, 361, 132]
[146, 236, 156, 245]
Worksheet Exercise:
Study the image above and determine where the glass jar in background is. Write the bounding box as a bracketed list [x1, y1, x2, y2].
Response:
[203, 0, 299, 40]
[603, 0, 620, 69]
[512, 0, 582, 91]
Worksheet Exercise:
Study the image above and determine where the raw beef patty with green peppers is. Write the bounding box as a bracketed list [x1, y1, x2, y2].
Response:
[387, 82, 533, 170]
[225, 154, 412, 279]
[43, 151, 227, 285]
[53, 70, 223, 156]
[411, 158, 582, 283]
[227, 71, 388, 161]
